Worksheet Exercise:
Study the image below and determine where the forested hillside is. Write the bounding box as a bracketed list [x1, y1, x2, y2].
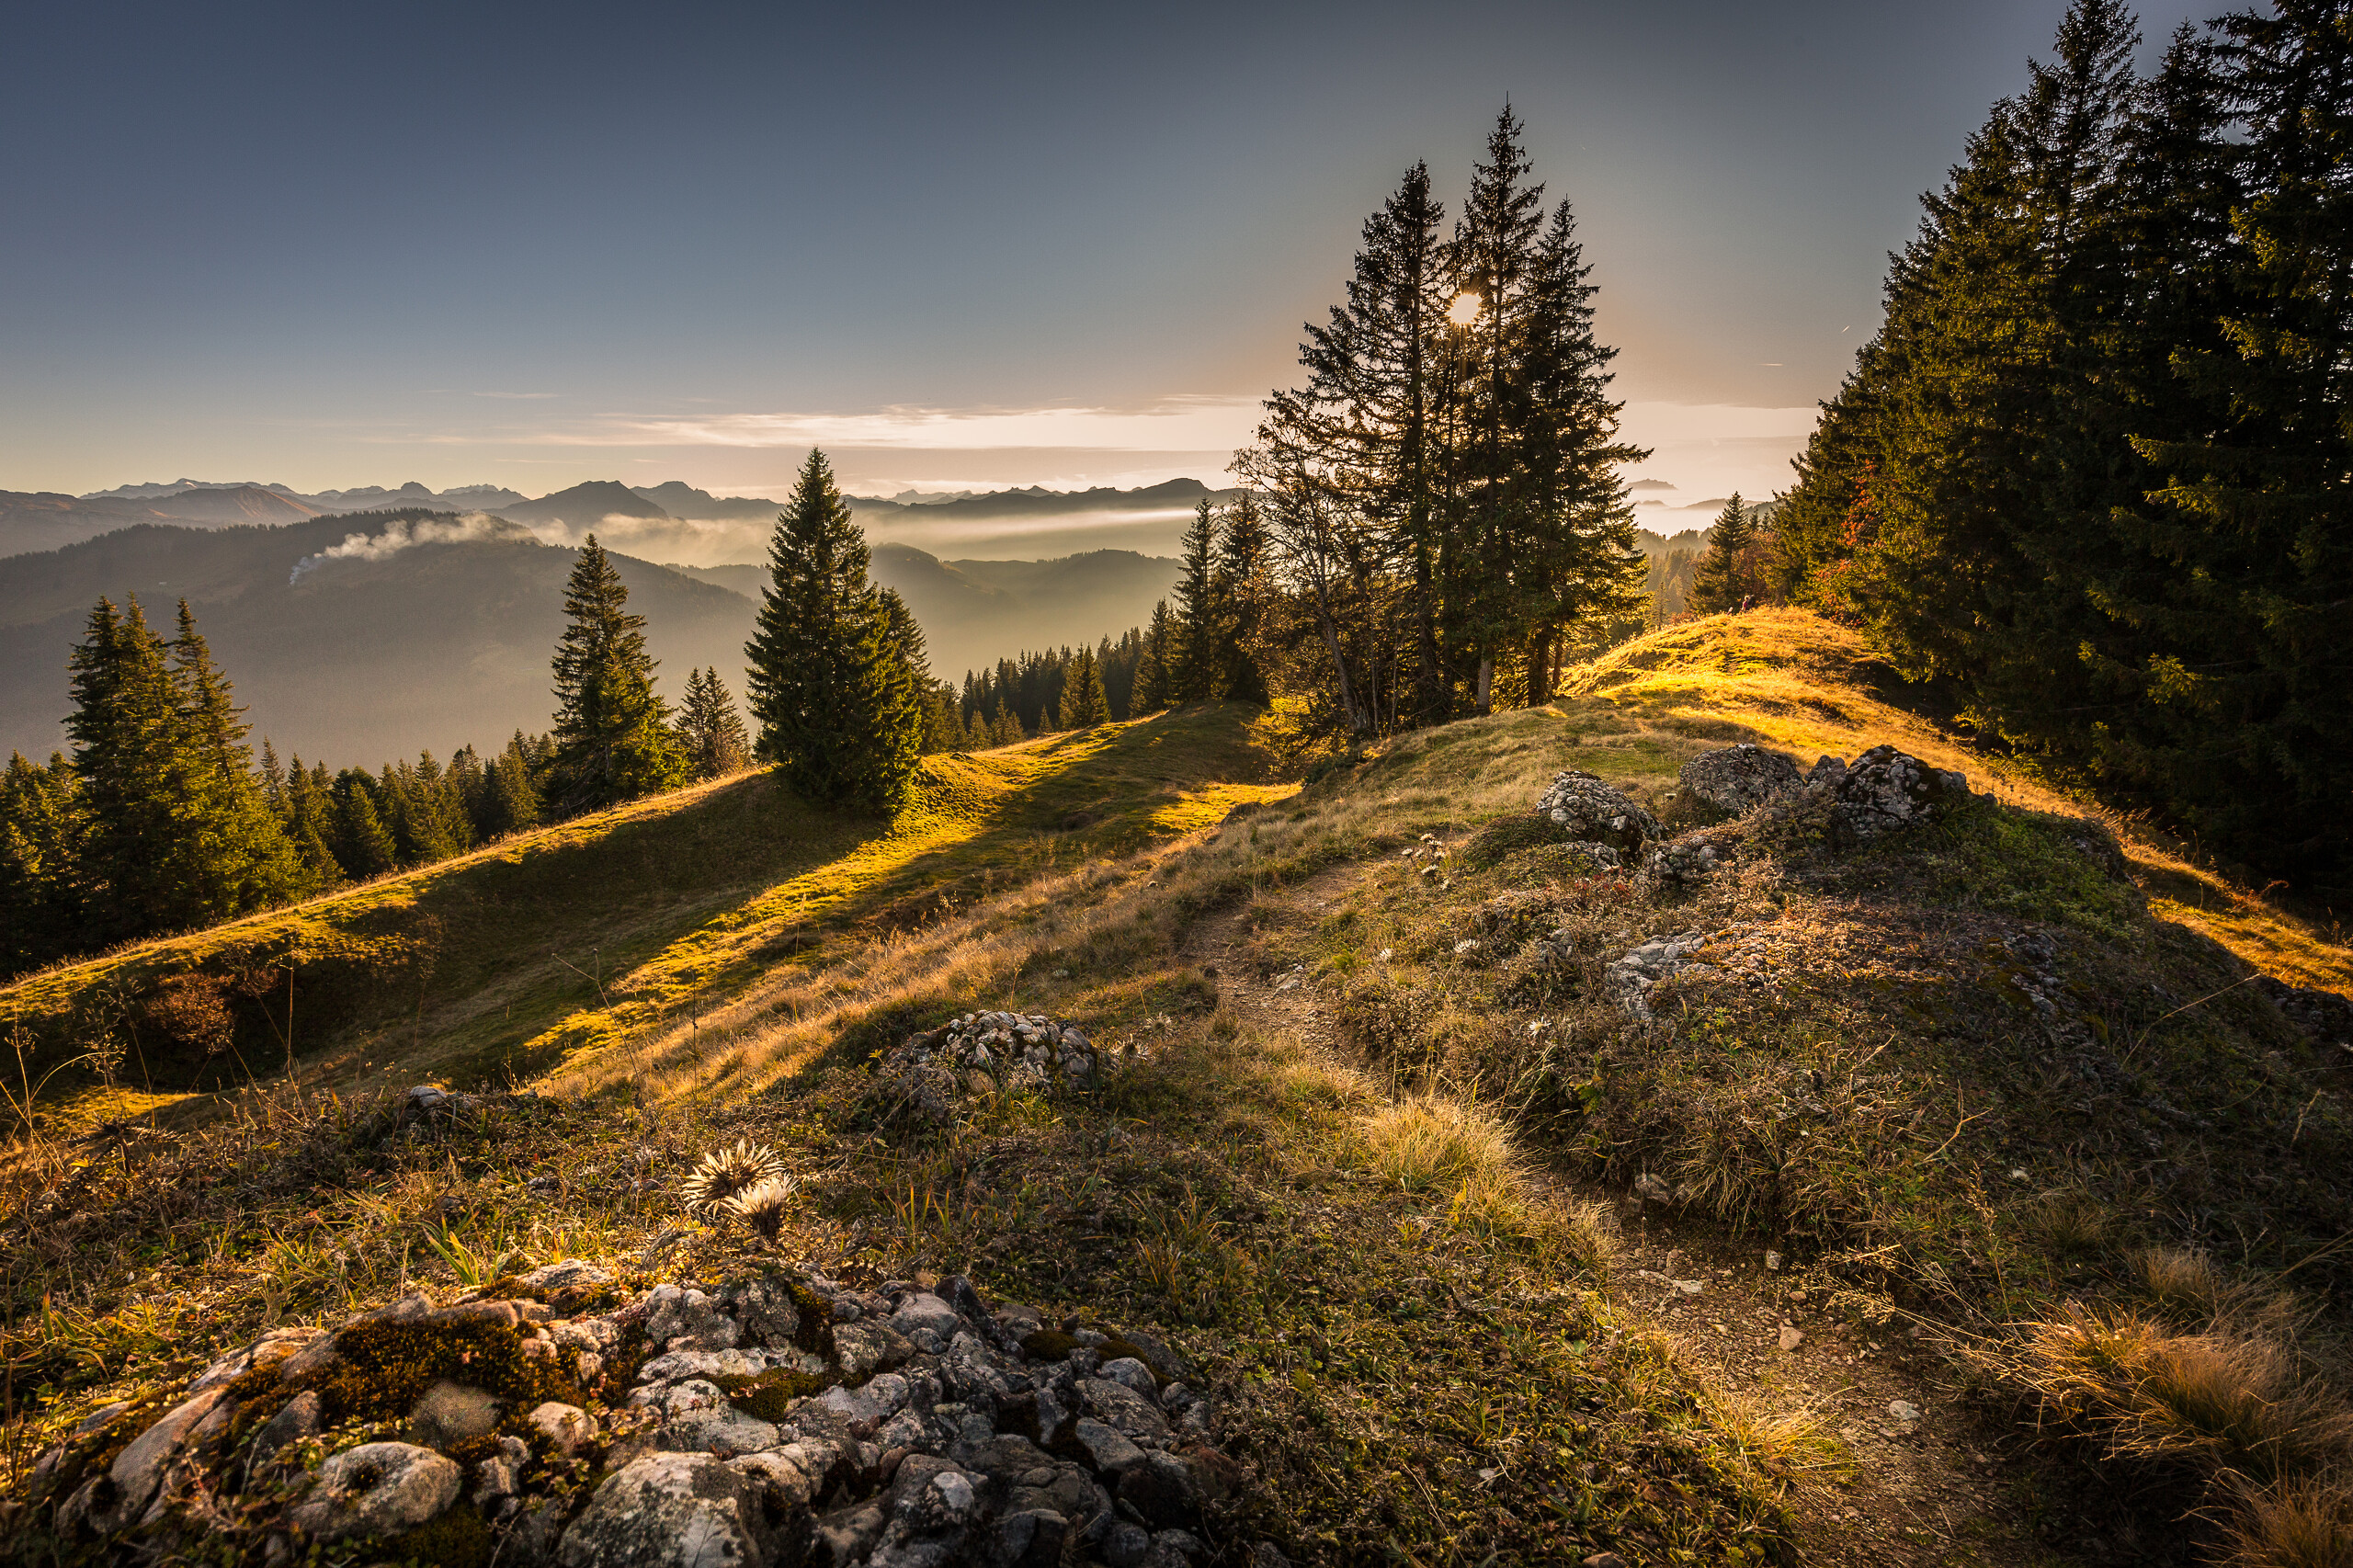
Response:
[1768, 0, 2351, 894]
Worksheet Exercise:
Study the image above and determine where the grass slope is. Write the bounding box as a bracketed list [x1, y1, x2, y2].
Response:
[6, 609, 2350, 1566]
[0, 704, 1287, 1126]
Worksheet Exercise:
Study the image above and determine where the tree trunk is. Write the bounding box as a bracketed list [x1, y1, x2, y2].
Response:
[1475, 655, 1494, 715]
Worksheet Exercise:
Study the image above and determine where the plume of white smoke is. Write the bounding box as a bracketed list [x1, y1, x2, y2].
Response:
[288, 512, 533, 583]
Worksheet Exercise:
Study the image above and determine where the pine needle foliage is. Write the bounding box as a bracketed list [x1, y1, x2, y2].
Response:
[745, 451, 926, 812]
[676, 666, 752, 782]
[1768, 0, 2353, 887]
[1058, 645, 1111, 729]
[547, 536, 686, 816]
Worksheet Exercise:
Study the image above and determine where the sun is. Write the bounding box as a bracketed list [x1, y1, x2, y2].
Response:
[1448, 291, 1482, 325]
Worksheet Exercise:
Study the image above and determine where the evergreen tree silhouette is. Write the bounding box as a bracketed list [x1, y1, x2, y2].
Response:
[548, 536, 686, 814]
[745, 450, 925, 812]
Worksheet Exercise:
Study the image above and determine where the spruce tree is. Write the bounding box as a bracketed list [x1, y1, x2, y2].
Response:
[1687, 495, 1758, 614]
[329, 769, 399, 879]
[1133, 601, 1175, 714]
[1213, 494, 1271, 702]
[1279, 161, 1452, 722]
[280, 755, 343, 884]
[1059, 645, 1111, 728]
[745, 450, 926, 812]
[0, 750, 81, 973]
[1171, 501, 1220, 701]
[481, 732, 544, 837]
[548, 536, 687, 815]
[676, 666, 753, 781]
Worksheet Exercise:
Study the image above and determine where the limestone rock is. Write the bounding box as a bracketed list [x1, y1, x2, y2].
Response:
[250, 1392, 323, 1467]
[647, 1285, 739, 1351]
[1647, 835, 1724, 888]
[517, 1259, 617, 1313]
[1678, 744, 1801, 813]
[1533, 771, 1659, 853]
[288, 1442, 460, 1540]
[529, 1401, 597, 1457]
[1078, 1379, 1170, 1444]
[1605, 931, 1708, 1020]
[880, 1012, 1119, 1125]
[1813, 744, 1971, 841]
[557, 1451, 786, 1568]
[85, 1387, 225, 1533]
[1118, 1449, 1203, 1529]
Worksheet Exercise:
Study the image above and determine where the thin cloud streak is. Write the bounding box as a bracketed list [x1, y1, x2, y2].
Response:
[587, 397, 1266, 452]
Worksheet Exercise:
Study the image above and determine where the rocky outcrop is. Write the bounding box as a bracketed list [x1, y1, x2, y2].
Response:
[1677, 744, 1801, 814]
[1534, 771, 1659, 855]
[1804, 744, 1973, 841]
[880, 1012, 1122, 1124]
[1606, 932, 1711, 1020]
[21, 1261, 1267, 1568]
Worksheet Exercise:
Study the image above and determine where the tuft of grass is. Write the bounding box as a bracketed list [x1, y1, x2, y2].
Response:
[2216, 1473, 2353, 1568]
[1359, 1092, 1518, 1195]
[1703, 1391, 1854, 1495]
[2006, 1299, 2353, 1561]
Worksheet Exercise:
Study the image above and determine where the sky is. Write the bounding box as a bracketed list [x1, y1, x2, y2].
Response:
[2, 0, 2211, 515]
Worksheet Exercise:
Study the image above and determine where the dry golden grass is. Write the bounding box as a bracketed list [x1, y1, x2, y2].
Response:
[2217, 1473, 2353, 1568]
[2005, 1285, 2353, 1566]
[1360, 1091, 1519, 1194]
[1567, 608, 2353, 992]
[1701, 1390, 1856, 1495]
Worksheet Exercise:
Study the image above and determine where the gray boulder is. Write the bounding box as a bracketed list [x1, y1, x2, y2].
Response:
[646, 1285, 738, 1351]
[557, 1451, 790, 1568]
[1817, 744, 1971, 840]
[1677, 744, 1800, 813]
[79, 1387, 226, 1534]
[289, 1442, 461, 1540]
[1077, 1379, 1170, 1444]
[1533, 771, 1658, 853]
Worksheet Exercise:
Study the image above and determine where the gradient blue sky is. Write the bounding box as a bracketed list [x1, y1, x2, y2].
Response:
[3, 0, 2207, 506]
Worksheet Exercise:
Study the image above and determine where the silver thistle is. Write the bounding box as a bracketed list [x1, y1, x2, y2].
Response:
[725, 1176, 797, 1243]
[678, 1139, 785, 1216]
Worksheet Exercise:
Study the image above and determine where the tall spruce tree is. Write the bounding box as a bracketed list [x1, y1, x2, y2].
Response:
[745, 450, 926, 812]
[1686, 495, 1759, 614]
[1133, 600, 1176, 713]
[1279, 161, 1452, 722]
[1059, 645, 1111, 728]
[548, 536, 686, 815]
[1212, 494, 1271, 702]
[0, 751, 80, 974]
[1171, 500, 1221, 701]
[329, 769, 398, 879]
[480, 733, 544, 837]
[63, 597, 310, 945]
[676, 666, 752, 781]
[279, 754, 343, 884]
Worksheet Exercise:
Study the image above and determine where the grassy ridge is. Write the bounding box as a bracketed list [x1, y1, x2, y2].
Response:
[6, 608, 2351, 1564]
[0, 704, 1286, 1127]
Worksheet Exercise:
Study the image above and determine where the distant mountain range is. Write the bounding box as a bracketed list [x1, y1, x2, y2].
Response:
[3, 475, 1231, 562]
[0, 505, 1179, 765]
[674, 543, 1178, 682]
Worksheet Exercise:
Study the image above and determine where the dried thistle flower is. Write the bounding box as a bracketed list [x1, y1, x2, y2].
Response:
[678, 1139, 785, 1216]
[725, 1176, 797, 1243]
